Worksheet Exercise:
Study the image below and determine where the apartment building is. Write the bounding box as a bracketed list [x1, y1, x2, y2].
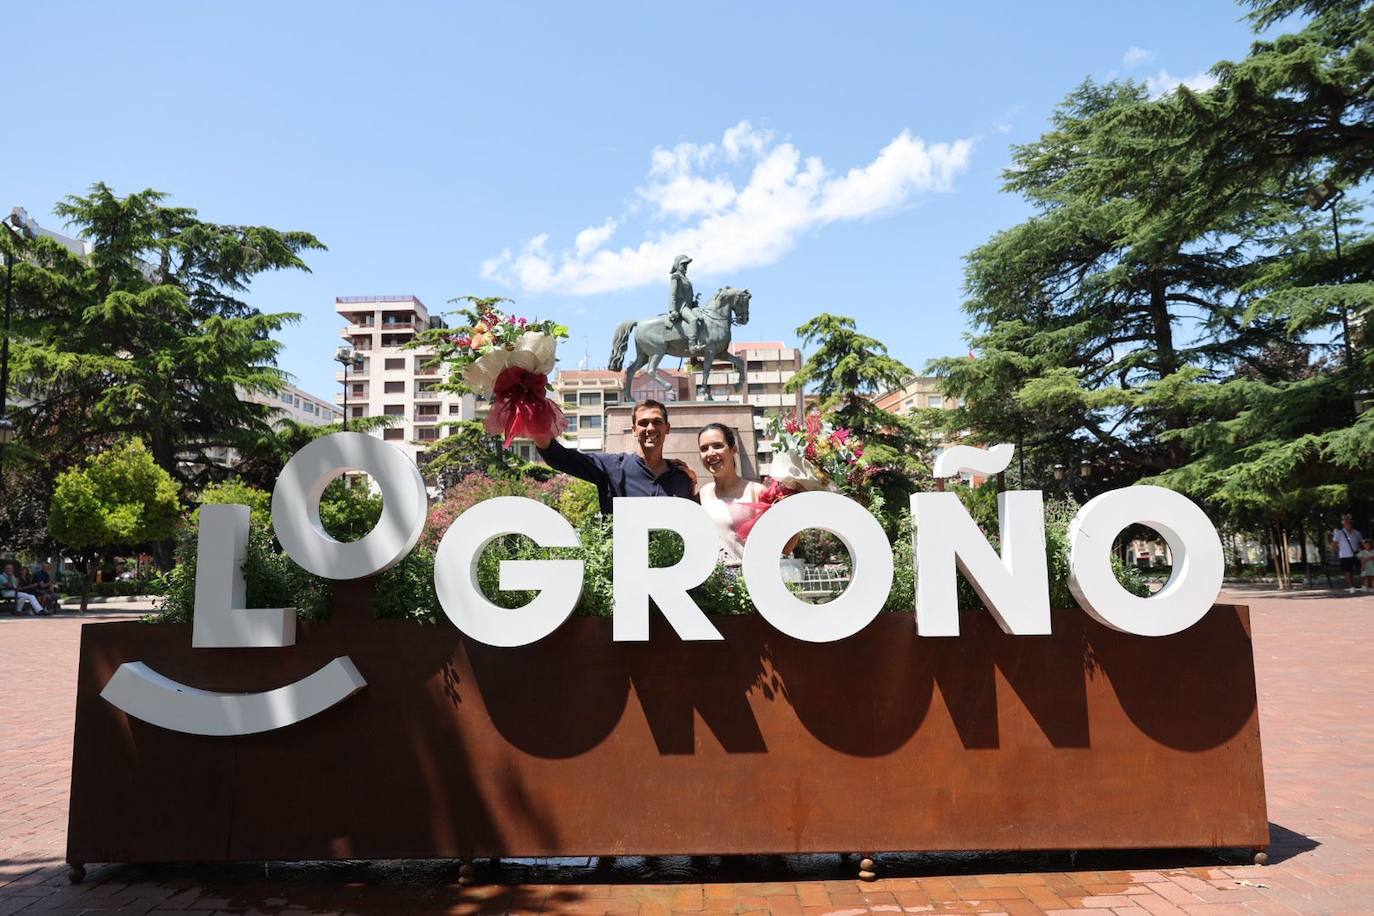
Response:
[334, 295, 475, 469]
[201, 382, 341, 468]
[551, 370, 624, 453]
[267, 384, 344, 426]
[698, 342, 805, 419]
[873, 376, 959, 416]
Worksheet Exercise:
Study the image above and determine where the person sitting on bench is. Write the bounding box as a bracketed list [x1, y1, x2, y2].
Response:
[2, 563, 45, 615]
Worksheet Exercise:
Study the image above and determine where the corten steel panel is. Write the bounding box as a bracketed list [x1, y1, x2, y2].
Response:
[67, 593, 1268, 865]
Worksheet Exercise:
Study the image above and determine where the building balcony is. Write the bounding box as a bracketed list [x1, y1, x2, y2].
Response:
[335, 370, 369, 382]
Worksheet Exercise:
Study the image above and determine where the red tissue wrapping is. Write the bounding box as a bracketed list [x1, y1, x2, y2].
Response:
[484, 366, 568, 447]
[736, 479, 801, 542]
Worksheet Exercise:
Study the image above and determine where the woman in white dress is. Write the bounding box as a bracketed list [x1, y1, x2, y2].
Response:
[697, 423, 768, 568]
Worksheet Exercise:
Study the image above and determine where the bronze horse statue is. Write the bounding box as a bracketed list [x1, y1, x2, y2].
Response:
[607, 287, 751, 402]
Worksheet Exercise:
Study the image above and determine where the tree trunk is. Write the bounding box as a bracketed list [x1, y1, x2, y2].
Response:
[79, 556, 92, 615]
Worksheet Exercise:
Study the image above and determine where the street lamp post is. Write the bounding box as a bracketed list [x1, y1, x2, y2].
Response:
[1, 208, 37, 452]
[335, 346, 362, 431]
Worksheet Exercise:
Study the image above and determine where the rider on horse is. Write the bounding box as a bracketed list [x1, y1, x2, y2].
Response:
[667, 254, 702, 354]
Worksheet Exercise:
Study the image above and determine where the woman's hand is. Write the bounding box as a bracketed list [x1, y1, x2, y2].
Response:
[667, 458, 698, 490]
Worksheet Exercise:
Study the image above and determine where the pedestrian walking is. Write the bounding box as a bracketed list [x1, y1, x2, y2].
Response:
[1331, 514, 1365, 592]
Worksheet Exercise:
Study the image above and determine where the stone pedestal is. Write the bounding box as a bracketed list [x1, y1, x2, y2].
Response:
[606, 402, 762, 482]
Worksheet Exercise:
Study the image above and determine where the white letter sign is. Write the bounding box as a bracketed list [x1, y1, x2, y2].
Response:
[612, 497, 722, 641]
[272, 432, 427, 579]
[1067, 485, 1224, 636]
[742, 491, 892, 642]
[435, 497, 584, 647]
[911, 491, 1051, 637]
[191, 503, 295, 648]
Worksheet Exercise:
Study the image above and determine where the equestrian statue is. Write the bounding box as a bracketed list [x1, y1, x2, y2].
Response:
[607, 254, 751, 403]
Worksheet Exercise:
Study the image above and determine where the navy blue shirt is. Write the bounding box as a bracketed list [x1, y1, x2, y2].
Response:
[538, 438, 695, 514]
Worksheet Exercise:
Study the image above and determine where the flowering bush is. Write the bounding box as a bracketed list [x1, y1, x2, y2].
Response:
[420, 472, 569, 550]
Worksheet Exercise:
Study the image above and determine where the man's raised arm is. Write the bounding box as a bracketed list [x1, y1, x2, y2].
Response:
[534, 436, 612, 488]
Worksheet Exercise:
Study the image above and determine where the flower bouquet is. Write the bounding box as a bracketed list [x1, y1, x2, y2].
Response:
[430, 299, 570, 446]
[738, 411, 868, 540]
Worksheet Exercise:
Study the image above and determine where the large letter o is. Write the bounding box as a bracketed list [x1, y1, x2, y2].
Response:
[1067, 485, 1224, 636]
[272, 432, 428, 579]
[741, 491, 893, 642]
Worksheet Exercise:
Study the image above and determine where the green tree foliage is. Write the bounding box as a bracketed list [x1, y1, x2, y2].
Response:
[420, 419, 520, 487]
[195, 478, 272, 530]
[230, 415, 393, 492]
[932, 80, 1302, 491]
[318, 479, 384, 543]
[49, 440, 181, 611]
[786, 314, 932, 525]
[935, 0, 1374, 545]
[5, 184, 324, 493]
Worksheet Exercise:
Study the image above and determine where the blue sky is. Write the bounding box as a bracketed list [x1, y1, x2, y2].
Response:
[4, 2, 1268, 400]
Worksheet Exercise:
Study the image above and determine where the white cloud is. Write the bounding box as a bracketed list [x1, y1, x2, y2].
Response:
[482, 120, 975, 296]
[1144, 68, 1219, 97]
[574, 219, 617, 257]
[1122, 46, 1154, 68]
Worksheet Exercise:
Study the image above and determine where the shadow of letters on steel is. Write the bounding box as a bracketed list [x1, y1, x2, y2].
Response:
[100, 432, 1225, 737]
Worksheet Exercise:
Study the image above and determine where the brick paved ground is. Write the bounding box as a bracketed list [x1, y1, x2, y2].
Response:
[1, 587, 1371, 914]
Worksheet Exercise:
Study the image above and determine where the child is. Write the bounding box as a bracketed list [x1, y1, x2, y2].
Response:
[1360, 538, 1374, 592]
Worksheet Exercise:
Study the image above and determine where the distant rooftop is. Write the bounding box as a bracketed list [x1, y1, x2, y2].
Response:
[335, 295, 425, 304]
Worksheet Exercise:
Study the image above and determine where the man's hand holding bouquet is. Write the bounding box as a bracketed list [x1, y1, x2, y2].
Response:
[412, 297, 569, 446]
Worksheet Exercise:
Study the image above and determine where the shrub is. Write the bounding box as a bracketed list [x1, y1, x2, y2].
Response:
[420, 473, 568, 550]
[196, 479, 272, 531]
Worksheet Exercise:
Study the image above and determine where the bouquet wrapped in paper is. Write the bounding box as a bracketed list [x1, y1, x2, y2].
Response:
[738, 412, 867, 541]
[426, 300, 570, 446]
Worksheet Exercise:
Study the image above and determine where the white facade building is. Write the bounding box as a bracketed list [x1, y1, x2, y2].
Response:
[334, 295, 475, 470]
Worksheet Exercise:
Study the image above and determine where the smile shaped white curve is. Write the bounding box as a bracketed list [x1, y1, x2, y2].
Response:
[100, 657, 366, 737]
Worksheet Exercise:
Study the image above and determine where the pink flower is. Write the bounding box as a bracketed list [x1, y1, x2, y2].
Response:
[455, 335, 472, 348]
[833, 428, 851, 444]
[516, 316, 528, 327]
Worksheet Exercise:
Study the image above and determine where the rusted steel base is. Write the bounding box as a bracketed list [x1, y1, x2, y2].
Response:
[67, 603, 1268, 865]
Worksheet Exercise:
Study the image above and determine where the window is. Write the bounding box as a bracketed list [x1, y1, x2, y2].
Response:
[927, 395, 943, 409]
[281, 392, 293, 404]
[417, 404, 440, 417]
[579, 392, 600, 407]
[351, 383, 364, 396]
[383, 428, 403, 441]
[747, 360, 765, 372]
[384, 405, 404, 416]
[566, 415, 579, 432]
[583, 415, 602, 429]
[416, 383, 438, 397]
[416, 427, 438, 441]
[351, 406, 364, 418]
[384, 381, 405, 394]
[385, 358, 405, 370]
[563, 393, 577, 406]
[605, 391, 619, 404]
[449, 403, 463, 414]
[748, 383, 766, 395]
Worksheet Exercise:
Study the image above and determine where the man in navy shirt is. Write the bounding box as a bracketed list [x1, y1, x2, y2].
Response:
[533, 399, 696, 514]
